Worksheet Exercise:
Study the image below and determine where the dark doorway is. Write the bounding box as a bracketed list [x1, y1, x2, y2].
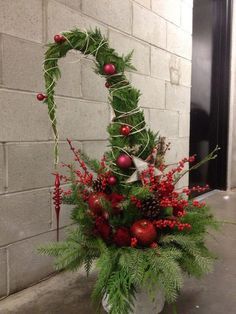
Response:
[190, 0, 232, 190]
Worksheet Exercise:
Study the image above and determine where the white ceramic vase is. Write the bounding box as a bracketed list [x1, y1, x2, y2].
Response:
[102, 288, 165, 314]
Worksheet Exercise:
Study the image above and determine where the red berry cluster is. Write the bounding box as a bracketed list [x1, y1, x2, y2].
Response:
[154, 219, 191, 231]
[130, 195, 142, 208]
[131, 237, 138, 247]
[192, 200, 206, 208]
[150, 242, 158, 248]
[62, 188, 72, 196]
[183, 184, 209, 195]
[67, 139, 93, 186]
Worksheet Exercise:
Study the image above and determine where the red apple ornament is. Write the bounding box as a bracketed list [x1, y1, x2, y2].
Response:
[103, 63, 116, 75]
[88, 192, 109, 215]
[94, 217, 112, 242]
[113, 227, 131, 247]
[116, 154, 132, 169]
[130, 219, 157, 246]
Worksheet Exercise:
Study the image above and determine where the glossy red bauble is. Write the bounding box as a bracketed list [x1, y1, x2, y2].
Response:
[130, 219, 157, 246]
[107, 175, 117, 186]
[88, 192, 109, 215]
[103, 63, 116, 75]
[120, 125, 131, 137]
[54, 34, 65, 43]
[113, 227, 131, 247]
[36, 93, 46, 101]
[116, 154, 132, 169]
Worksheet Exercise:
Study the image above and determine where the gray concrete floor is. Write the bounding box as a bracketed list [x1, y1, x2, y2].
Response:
[0, 190, 235, 314]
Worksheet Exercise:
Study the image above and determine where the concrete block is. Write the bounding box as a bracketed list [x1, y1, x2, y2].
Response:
[0, 145, 5, 193]
[81, 59, 108, 102]
[169, 54, 181, 85]
[166, 82, 191, 112]
[8, 231, 56, 293]
[149, 109, 179, 137]
[133, 4, 166, 48]
[151, 47, 170, 81]
[0, 189, 51, 246]
[1, 35, 44, 92]
[0, 0, 43, 43]
[56, 52, 82, 98]
[152, 0, 181, 25]
[0, 248, 7, 298]
[57, 97, 110, 140]
[82, 141, 109, 160]
[165, 137, 189, 164]
[179, 112, 190, 137]
[47, 0, 107, 41]
[55, 0, 81, 11]
[167, 23, 192, 60]
[134, 0, 151, 8]
[109, 30, 150, 75]
[142, 108, 150, 126]
[181, 3, 193, 33]
[151, 51, 192, 86]
[7, 142, 75, 192]
[52, 203, 73, 229]
[131, 73, 165, 109]
[0, 90, 52, 142]
[82, 0, 132, 34]
[179, 58, 192, 87]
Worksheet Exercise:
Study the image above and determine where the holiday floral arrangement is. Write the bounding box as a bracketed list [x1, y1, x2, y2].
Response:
[38, 29, 219, 314]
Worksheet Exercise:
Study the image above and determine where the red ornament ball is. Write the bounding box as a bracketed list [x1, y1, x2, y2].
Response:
[103, 63, 116, 75]
[130, 219, 157, 246]
[88, 192, 109, 215]
[107, 175, 117, 186]
[120, 125, 131, 137]
[113, 227, 131, 247]
[54, 34, 65, 43]
[116, 154, 132, 169]
[36, 93, 46, 101]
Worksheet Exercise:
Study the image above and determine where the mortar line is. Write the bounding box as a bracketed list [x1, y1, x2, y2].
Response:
[0, 33, 3, 85]
[0, 225, 72, 249]
[42, 0, 48, 43]
[78, 4, 193, 60]
[6, 248, 10, 296]
[3, 143, 8, 192]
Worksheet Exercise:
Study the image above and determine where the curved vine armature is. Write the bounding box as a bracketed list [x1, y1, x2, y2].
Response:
[43, 28, 157, 177]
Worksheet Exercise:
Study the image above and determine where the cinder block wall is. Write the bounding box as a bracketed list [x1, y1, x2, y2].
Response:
[0, 0, 193, 297]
